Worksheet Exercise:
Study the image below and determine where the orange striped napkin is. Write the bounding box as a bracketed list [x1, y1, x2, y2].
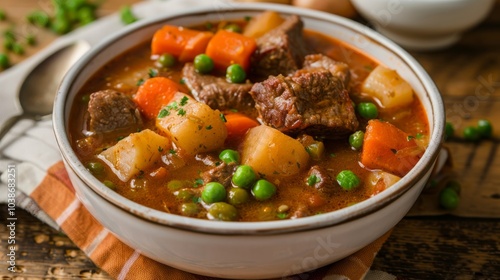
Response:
[0, 119, 393, 280]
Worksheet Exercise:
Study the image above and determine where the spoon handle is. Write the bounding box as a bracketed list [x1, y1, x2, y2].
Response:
[0, 114, 23, 142]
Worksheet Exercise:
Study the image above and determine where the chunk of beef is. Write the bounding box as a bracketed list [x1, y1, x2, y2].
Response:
[250, 70, 358, 138]
[251, 15, 313, 79]
[306, 165, 335, 195]
[201, 161, 238, 188]
[182, 63, 256, 115]
[302, 54, 351, 86]
[88, 90, 142, 133]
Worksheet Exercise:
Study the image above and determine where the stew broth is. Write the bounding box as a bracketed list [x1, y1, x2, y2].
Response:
[70, 14, 428, 222]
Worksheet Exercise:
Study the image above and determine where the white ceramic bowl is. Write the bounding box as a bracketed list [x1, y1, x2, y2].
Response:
[53, 2, 444, 279]
[350, 0, 495, 51]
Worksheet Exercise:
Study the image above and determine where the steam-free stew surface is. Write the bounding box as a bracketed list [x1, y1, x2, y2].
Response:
[70, 13, 428, 221]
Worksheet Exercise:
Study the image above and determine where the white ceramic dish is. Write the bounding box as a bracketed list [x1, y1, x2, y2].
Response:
[350, 0, 495, 51]
[53, 1, 444, 278]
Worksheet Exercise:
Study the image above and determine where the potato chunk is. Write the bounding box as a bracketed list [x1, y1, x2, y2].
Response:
[243, 11, 285, 39]
[98, 129, 171, 182]
[156, 97, 227, 155]
[241, 125, 310, 177]
[361, 65, 414, 108]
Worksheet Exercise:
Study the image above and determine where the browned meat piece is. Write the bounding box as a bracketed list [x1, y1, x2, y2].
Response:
[201, 161, 238, 188]
[306, 165, 336, 195]
[182, 63, 256, 114]
[88, 90, 142, 133]
[302, 54, 351, 86]
[251, 15, 313, 79]
[250, 70, 358, 138]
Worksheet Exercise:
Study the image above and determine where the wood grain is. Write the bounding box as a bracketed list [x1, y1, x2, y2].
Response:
[1, 0, 500, 279]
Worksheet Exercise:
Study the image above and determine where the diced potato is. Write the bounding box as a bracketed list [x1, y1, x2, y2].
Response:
[243, 11, 285, 39]
[156, 98, 227, 155]
[241, 125, 310, 177]
[366, 170, 401, 195]
[361, 65, 414, 109]
[98, 129, 171, 182]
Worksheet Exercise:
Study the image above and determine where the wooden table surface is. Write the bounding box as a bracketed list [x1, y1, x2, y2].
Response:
[1, 0, 499, 279]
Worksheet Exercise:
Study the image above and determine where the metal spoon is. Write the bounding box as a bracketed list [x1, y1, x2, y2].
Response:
[0, 41, 90, 140]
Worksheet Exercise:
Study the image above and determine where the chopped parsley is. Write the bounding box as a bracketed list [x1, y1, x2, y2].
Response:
[177, 108, 186, 116]
[206, 125, 213, 130]
[193, 178, 204, 187]
[180, 96, 189, 106]
[307, 174, 320, 186]
[136, 78, 145, 86]
[158, 146, 164, 152]
[169, 149, 176, 155]
[148, 68, 158, 78]
[220, 113, 227, 123]
[157, 108, 170, 118]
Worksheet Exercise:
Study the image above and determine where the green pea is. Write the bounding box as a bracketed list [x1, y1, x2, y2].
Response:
[357, 102, 378, 119]
[463, 126, 480, 141]
[219, 149, 240, 164]
[0, 53, 10, 69]
[3, 39, 14, 51]
[201, 182, 226, 204]
[227, 187, 249, 205]
[226, 64, 246, 84]
[167, 180, 185, 191]
[66, 0, 88, 11]
[180, 202, 200, 217]
[349, 130, 365, 150]
[208, 202, 238, 221]
[444, 122, 454, 140]
[27, 11, 50, 27]
[223, 23, 242, 33]
[232, 165, 257, 189]
[445, 180, 461, 195]
[477, 119, 492, 138]
[175, 189, 194, 202]
[51, 18, 71, 34]
[81, 94, 91, 103]
[103, 180, 115, 190]
[251, 179, 277, 201]
[193, 54, 214, 74]
[157, 53, 176, 68]
[77, 6, 96, 25]
[26, 34, 36, 46]
[12, 43, 24, 55]
[87, 161, 104, 175]
[439, 187, 460, 210]
[336, 170, 360, 190]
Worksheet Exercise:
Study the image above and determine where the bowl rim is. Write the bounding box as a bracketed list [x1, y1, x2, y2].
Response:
[53, 1, 444, 235]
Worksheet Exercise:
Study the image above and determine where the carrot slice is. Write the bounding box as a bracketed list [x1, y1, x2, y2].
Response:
[361, 119, 424, 177]
[224, 113, 259, 142]
[133, 77, 181, 119]
[205, 30, 257, 71]
[151, 25, 213, 62]
[179, 32, 214, 62]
